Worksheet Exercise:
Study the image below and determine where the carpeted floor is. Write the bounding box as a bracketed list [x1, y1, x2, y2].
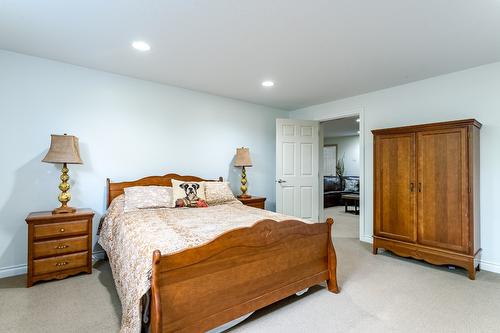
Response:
[324, 205, 359, 239]
[2, 208, 500, 333]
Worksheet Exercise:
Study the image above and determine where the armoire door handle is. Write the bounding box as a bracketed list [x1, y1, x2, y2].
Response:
[418, 183, 422, 192]
[410, 183, 414, 192]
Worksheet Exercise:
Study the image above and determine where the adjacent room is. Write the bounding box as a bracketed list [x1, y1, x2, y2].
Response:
[321, 116, 360, 239]
[1, 1, 500, 333]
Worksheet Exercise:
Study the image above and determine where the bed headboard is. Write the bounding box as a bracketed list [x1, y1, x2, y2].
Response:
[106, 173, 223, 208]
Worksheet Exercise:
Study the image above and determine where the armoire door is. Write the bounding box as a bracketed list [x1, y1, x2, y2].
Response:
[417, 127, 469, 253]
[374, 133, 417, 242]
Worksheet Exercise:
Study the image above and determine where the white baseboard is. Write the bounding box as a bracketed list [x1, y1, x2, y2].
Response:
[0, 250, 108, 279]
[92, 250, 106, 261]
[479, 259, 500, 274]
[360, 235, 373, 244]
[0, 264, 27, 279]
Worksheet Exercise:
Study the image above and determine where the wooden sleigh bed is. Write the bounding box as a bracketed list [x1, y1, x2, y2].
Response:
[106, 173, 339, 333]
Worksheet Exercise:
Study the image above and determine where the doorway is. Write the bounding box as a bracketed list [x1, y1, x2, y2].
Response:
[320, 116, 361, 239]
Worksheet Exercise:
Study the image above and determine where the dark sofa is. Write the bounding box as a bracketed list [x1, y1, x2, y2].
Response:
[324, 176, 359, 208]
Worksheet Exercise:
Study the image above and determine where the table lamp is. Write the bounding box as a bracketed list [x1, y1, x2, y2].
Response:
[234, 147, 252, 198]
[42, 134, 83, 214]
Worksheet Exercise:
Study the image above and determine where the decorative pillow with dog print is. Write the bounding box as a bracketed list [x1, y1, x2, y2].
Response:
[123, 186, 175, 212]
[204, 181, 237, 205]
[172, 179, 207, 208]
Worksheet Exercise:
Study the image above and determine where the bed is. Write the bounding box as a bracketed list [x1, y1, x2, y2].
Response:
[99, 173, 339, 333]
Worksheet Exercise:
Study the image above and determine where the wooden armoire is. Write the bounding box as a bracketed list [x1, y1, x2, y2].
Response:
[372, 119, 481, 279]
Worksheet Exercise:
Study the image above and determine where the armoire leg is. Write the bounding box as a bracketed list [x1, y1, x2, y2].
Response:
[468, 261, 476, 280]
[372, 246, 378, 255]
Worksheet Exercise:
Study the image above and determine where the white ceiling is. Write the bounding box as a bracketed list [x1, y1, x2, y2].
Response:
[322, 116, 359, 138]
[1, 1, 500, 110]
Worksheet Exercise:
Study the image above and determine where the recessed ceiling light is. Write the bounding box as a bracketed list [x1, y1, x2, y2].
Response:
[262, 80, 274, 87]
[356, 118, 360, 123]
[132, 41, 151, 51]
[357, 130, 360, 134]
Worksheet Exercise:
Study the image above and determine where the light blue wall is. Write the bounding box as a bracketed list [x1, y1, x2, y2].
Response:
[323, 135, 360, 176]
[0, 50, 287, 274]
[291, 61, 500, 274]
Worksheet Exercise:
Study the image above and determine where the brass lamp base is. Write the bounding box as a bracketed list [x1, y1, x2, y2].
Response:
[52, 163, 76, 215]
[239, 166, 252, 198]
[52, 206, 76, 215]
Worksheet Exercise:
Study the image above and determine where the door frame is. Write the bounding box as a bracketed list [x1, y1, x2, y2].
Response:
[318, 108, 366, 243]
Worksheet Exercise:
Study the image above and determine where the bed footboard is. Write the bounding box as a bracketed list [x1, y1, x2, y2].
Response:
[150, 218, 339, 333]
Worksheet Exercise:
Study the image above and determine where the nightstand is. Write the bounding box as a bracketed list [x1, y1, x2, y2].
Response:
[25, 209, 94, 287]
[238, 196, 266, 209]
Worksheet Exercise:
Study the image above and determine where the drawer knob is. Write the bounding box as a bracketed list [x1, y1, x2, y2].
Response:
[55, 262, 68, 267]
[59, 228, 65, 232]
[55, 245, 68, 249]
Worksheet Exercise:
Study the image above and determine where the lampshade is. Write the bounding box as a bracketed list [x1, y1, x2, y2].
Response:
[234, 147, 252, 167]
[42, 134, 83, 164]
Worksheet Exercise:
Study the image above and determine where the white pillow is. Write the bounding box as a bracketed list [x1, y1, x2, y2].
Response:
[124, 186, 174, 212]
[205, 182, 237, 205]
[172, 179, 206, 206]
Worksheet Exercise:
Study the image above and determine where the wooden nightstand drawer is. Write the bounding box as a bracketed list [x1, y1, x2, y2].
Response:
[33, 219, 88, 240]
[238, 196, 266, 209]
[33, 251, 88, 276]
[33, 235, 89, 259]
[245, 201, 265, 209]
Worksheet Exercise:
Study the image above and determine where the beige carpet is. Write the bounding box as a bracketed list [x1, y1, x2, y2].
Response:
[324, 205, 359, 239]
[2, 210, 500, 332]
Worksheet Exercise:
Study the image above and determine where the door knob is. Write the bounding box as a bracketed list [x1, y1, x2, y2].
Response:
[276, 179, 287, 184]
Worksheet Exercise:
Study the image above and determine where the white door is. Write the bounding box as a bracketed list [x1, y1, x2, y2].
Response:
[276, 119, 319, 221]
